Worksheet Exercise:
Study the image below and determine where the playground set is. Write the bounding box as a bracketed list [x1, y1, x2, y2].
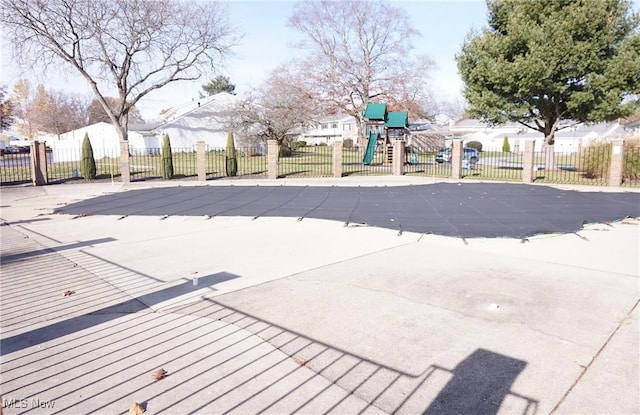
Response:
[362, 102, 410, 165]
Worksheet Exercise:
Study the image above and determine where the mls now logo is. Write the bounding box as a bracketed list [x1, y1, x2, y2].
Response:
[2, 398, 29, 408]
[2, 397, 56, 409]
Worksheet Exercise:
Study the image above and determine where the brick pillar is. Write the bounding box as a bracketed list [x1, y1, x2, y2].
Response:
[522, 140, 536, 183]
[30, 141, 48, 186]
[196, 141, 206, 182]
[333, 141, 343, 178]
[392, 140, 405, 176]
[120, 141, 130, 183]
[267, 140, 278, 180]
[608, 138, 624, 187]
[451, 140, 463, 179]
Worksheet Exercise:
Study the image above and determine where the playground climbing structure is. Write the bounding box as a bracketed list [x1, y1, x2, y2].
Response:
[362, 102, 409, 165]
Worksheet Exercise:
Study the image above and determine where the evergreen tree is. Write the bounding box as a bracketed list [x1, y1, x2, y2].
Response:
[161, 133, 174, 180]
[457, 0, 640, 149]
[225, 131, 238, 177]
[80, 132, 96, 180]
[502, 136, 511, 153]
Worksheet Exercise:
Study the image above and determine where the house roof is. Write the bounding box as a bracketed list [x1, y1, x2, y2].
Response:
[363, 103, 387, 121]
[158, 92, 239, 123]
[386, 111, 408, 128]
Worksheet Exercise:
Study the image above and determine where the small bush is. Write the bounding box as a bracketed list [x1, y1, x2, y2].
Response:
[343, 138, 354, 148]
[291, 140, 307, 149]
[279, 145, 292, 157]
[502, 135, 511, 153]
[466, 141, 483, 152]
[161, 133, 174, 179]
[580, 141, 611, 179]
[318, 142, 328, 146]
[225, 131, 237, 177]
[623, 139, 640, 182]
[81, 133, 96, 180]
[581, 139, 640, 181]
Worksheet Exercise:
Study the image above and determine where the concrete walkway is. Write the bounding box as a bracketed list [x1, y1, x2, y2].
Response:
[1, 178, 638, 414]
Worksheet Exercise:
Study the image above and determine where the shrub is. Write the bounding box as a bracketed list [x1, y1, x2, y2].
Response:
[80, 132, 96, 180]
[581, 139, 640, 181]
[161, 133, 174, 179]
[318, 142, 328, 146]
[291, 140, 307, 149]
[343, 138, 354, 148]
[466, 141, 483, 152]
[580, 141, 611, 179]
[279, 145, 292, 157]
[623, 139, 640, 182]
[225, 131, 238, 177]
[502, 135, 511, 153]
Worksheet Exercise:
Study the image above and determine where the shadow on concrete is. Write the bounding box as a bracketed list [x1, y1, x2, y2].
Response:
[0, 237, 116, 264]
[1, 217, 52, 226]
[425, 349, 532, 415]
[0, 272, 239, 356]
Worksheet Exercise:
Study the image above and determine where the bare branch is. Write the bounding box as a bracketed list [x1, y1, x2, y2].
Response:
[1, 0, 239, 140]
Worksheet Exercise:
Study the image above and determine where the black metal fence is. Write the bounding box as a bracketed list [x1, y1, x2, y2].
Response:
[276, 145, 333, 178]
[404, 147, 452, 178]
[622, 142, 640, 188]
[0, 152, 32, 185]
[461, 148, 524, 182]
[47, 148, 120, 183]
[531, 146, 609, 186]
[2, 139, 639, 187]
[205, 146, 267, 179]
[129, 147, 198, 181]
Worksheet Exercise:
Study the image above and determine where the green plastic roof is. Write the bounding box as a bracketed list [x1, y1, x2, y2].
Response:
[386, 111, 408, 128]
[363, 103, 387, 121]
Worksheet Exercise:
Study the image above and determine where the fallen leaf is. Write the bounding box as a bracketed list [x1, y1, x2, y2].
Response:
[129, 402, 145, 415]
[63, 290, 75, 297]
[293, 357, 308, 367]
[152, 368, 168, 381]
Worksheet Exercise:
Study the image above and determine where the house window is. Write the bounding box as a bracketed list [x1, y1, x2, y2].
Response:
[331, 123, 338, 129]
[321, 123, 328, 129]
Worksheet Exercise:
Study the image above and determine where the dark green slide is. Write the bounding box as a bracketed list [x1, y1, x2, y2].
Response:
[362, 132, 378, 165]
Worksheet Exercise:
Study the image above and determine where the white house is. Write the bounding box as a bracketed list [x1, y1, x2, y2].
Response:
[451, 119, 629, 153]
[155, 92, 241, 149]
[300, 114, 358, 145]
[42, 92, 242, 161]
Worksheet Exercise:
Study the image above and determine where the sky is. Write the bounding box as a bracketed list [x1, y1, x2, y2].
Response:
[0, 0, 491, 121]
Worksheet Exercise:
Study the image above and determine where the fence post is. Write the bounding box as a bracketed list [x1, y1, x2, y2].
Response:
[30, 140, 48, 186]
[267, 140, 278, 180]
[392, 140, 405, 176]
[522, 140, 535, 183]
[196, 141, 206, 182]
[451, 139, 463, 180]
[608, 138, 624, 187]
[120, 141, 130, 183]
[333, 141, 343, 178]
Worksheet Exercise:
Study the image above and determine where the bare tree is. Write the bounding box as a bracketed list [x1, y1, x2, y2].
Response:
[288, 0, 435, 142]
[87, 97, 143, 125]
[230, 66, 315, 152]
[10, 79, 102, 137]
[1, 0, 238, 142]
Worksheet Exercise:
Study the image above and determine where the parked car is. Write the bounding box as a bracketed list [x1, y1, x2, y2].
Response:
[435, 147, 480, 164]
[4, 145, 20, 154]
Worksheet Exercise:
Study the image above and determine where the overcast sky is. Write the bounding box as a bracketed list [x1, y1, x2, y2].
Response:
[2, 1, 491, 120]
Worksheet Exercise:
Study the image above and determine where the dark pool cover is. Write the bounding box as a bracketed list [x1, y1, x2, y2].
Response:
[54, 183, 640, 238]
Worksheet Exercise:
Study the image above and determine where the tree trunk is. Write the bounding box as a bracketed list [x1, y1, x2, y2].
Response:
[543, 135, 556, 171]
